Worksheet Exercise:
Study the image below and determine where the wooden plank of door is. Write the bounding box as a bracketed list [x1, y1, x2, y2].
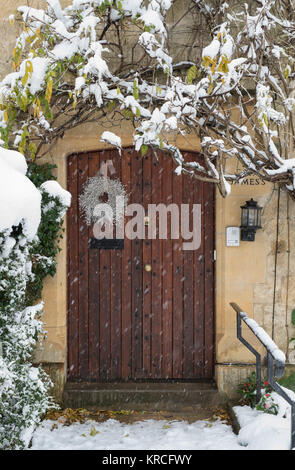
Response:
[88, 152, 100, 380]
[193, 178, 205, 377]
[67, 154, 79, 380]
[77, 152, 89, 379]
[151, 156, 163, 378]
[98, 150, 112, 380]
[110, 149, 122, 379]
[161, 154, 173, 379]
[142, 150, 152, 378]
[131, 149, 143, 378]
[121, 148, 132, 379]
[172, 164, 183, 378]
[182, 171, 195, 379]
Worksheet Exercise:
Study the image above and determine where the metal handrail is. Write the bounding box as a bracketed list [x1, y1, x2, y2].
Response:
[230, 302, 295, 450]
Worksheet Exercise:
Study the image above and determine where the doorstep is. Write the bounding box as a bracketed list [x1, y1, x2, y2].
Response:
[62, 381, 228, 412]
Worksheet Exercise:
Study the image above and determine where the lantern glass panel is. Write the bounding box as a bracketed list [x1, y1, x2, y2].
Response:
[241, 208, 248, 227]
[247, 208, 256, 227]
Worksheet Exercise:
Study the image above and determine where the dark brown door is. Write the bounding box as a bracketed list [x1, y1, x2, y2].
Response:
[67, 148, 214, 381]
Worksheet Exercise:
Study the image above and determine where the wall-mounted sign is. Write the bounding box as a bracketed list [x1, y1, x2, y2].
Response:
[226, 226, 240, 247]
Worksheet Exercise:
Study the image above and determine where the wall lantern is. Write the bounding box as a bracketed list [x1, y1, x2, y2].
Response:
[240, 198, 262, 242]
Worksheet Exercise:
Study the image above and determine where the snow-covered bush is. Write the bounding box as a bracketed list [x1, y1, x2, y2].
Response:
[0, 148, 70, 449]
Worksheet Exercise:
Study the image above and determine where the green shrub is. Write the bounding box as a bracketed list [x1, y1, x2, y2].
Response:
[278, 373, 295, 393]
[237, 372, 278, 415]
[26, 163, 66, 305]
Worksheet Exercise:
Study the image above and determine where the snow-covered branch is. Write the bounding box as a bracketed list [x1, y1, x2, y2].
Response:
[2, 0, 295, 198]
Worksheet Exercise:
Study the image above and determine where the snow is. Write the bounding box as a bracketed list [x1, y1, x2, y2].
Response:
[0, 148, 70, 241]
[221, 37, 234, 58]
[234, 406, 291, 450]
[30, 418, 242, 450]
[0, 146, 27, 174]
[29, 382, 295, 450]
[6, 0, 295, 198]
[0, 148, 41, 240]
[140, 10, 166, 36]
[23, 58, 50, 96]
[100, 131, 122, 152]
[41, 180, 72, 208]
[202, 39, 220, 59]
[83, 42, 110, 80]
[29, 407, 294, 450]
[233, 384, 295, 450]
[240, 312, 286, 365]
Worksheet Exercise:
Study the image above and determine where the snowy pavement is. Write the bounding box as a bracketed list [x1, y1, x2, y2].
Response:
[29, 405, 292, 450]
[30, 417, 242, 450]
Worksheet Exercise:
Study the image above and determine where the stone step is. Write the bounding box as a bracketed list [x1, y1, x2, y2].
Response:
[63, 381, 227, 411]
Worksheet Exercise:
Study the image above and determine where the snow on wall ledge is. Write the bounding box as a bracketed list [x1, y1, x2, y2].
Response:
[0, 147, 41, 240]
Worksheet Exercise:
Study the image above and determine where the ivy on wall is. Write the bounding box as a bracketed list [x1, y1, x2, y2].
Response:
[26, 163, 66, 305]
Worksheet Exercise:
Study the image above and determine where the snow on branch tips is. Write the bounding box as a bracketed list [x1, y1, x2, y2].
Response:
[1, 1, 295, 198]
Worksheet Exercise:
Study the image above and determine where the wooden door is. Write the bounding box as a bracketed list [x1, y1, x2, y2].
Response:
[67, 148, 215, 381]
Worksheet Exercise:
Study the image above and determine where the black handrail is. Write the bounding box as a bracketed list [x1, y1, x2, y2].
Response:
[230, 302, 295, 450]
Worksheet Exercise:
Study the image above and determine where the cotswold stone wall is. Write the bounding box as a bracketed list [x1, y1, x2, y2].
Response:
[0, 1, 295, 400]
[216, 171, 295, 397]
[256, 189, 295, 361]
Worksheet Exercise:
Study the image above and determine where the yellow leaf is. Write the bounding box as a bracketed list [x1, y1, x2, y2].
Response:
[186, 65, 197, 84]
[217, 56, 229, 74]
[284, 66, 290, 79]
[3, 110, 8, 122]
[89, 426, 100, 436]
[203, 56, 214, 68]
[21, 73, 29, 87]
[45, 77, 53, 103]
[34, 103, 40, 119]
[208, 82, 214, 95]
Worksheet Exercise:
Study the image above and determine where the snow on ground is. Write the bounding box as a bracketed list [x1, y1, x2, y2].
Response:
[234, 406, 291, 450]
[30, 398, 294, 450]
[30, 418, 242, 450]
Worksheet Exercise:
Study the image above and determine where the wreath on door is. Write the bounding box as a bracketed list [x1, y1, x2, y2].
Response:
[79, 175, 128, 225]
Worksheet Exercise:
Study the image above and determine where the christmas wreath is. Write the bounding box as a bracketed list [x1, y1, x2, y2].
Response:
[79, 175, 128, 225]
